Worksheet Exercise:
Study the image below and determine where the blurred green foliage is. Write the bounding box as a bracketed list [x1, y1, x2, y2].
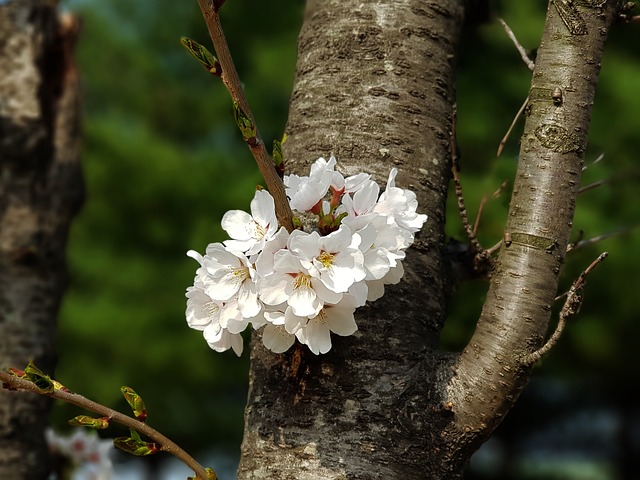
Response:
[55, 0, 304, 451]
[54, 0, 638, 461]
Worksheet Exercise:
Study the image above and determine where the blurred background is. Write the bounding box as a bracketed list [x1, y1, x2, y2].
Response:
[52, 1, 639, 479]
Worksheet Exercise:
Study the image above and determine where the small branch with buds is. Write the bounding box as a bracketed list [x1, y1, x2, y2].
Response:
[521, 252, 608, 366]
[450, 104, 493, 275]
[0, 366, 215, 480]
[189, 0, 293, 232]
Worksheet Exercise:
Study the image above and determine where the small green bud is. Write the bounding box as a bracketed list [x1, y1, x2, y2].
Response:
[206, 468, 218, 479]
[68, 415, 110, 429]
[24, 361, 54, 393]
[233, 102, 258, 146]
[113, 429, 159, 457]
[121, 386, 147, 422]
[272, 139, 284, 178]
[180, 37, 222, 76]
[187, 468, 218, 480]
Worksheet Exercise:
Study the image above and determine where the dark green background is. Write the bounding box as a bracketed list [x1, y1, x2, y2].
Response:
[54, 1, 640, 478]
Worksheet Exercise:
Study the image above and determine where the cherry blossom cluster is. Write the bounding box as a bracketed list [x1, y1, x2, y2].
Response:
[186, 156, 427, 355]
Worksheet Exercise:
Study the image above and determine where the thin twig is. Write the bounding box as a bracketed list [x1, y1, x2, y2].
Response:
[0, 370, 213, 480]
[582, 152, 605, 172]
[521, 252, 608, 366]
[495, 18, 533, 159]
[497, 17, 535, 71]
[450, 104, 483, 254]
[578, 179, 606, 194]
[472, 179, 508, 236]
[567, 227, 636, 253]
[196, 0, 293, 232]
[497, 96, 528, 157]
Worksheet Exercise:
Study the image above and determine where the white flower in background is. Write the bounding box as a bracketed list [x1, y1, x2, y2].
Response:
[186, 156, 427, 355]
[222, 189, 278, 255]
[46, 428, 114, 480]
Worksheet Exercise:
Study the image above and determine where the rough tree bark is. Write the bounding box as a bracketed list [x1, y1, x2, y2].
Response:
[238, 0, 624, 479]
[0, 1, 83, 478]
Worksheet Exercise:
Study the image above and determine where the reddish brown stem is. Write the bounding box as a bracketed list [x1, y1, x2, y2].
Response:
[196, 0, 293, 232]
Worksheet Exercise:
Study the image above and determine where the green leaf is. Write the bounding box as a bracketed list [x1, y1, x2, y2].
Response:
[232, 102, 257, 146]
[113, 429, 159, 457]
[121, 386, 148, 422]
[24, 362, 54, 393]
[180, 37, 222, 76]
[68, 415, 110, 429]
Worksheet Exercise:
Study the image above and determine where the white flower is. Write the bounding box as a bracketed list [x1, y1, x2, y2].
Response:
[261, 311, 295, 353]
[187, 244, 261, 318]
[285, 156, 341, 212]
[291, 296, 359, 355]
[289, 226, 366, 294]
[186, 155, 428, 356]
[186, 282, 223, 330]
[366, 262, 404, 301]
[222, 189, 278, 255]
[258, 249, 342, 317]
[254, 226, 289, 277]
[339, 178, 379, 218]
[185, 283, 245, 355]
[351, 217, 406, 281]
[374, 168, 428, 235]
[203, 321, 244, 356]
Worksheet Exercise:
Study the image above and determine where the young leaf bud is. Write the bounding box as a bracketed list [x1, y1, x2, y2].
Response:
[68, 415, 110, 429]
[121, 386, 148, 422]
[180, 37, 222, 76]
[24, 361, 54, 393]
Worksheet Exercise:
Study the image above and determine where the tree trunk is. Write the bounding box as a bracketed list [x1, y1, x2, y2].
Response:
[0, 1, 83, 478]
[238, 0, 624, 478]
[238, 1, 464, 478]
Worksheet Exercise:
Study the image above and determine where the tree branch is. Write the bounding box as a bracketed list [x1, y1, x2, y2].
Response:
[521, 252, 608, 366]
[446, 0, 624, 459]
[195, 0, 293, 232]
[0, 370, 213, 480]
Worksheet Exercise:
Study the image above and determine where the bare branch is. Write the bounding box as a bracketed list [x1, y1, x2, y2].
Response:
[522, 252, 608, 366]
[473, 179, 508, 236]
[568, 227, 636, 253]
[497, 96, 528, 157]
[497, 17, 535, 71]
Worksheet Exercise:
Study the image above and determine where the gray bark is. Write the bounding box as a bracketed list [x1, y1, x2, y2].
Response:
[0, 1, 83, 478]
